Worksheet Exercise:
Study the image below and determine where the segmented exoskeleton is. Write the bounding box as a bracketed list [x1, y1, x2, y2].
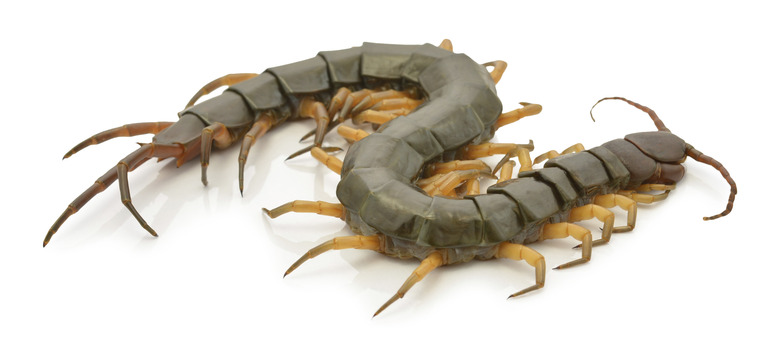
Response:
[46, 40, 736, 317]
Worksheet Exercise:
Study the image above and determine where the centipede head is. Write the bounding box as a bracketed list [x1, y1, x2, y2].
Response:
[592, 97, 737, 221]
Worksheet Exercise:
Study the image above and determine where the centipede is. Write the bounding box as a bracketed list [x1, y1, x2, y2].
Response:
[46, 40, 736, 316]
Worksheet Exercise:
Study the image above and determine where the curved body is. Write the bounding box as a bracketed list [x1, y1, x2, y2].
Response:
[47, 41, 736, 316]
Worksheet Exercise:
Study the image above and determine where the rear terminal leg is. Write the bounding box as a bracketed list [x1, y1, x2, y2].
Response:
[44, 143, 187, 247]
[63, 122, 174, 159]
[495, 242, 546, 298]
[185, 73, 259, 109]
[374, 251, 443, 317]
[117, 145, 157, 237]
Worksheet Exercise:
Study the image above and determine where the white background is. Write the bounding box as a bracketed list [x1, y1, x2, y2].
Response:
[1, 1, 777, 349]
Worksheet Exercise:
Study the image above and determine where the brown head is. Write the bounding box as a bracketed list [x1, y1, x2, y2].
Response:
[592, 97, 737, 220]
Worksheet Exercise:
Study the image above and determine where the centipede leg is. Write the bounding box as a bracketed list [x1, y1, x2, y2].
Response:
[351, 90, 415, 117]
[284, 235, 381, 277]
[63, 122, 174, 159]
[288, 98, 340, 160]
[311, 146, 343, 174]
[459, 141, 534, 175]
[336, 125, 369, 142]
[594, 194, 637, 233]
[374, 251, 443, 317]
[533, 143, 585, 165]
[495, 242, 546, 298]
[200, 122, 232, 186]
[339, 89, 376, 122]
[298, 87, 352, 143]
[356, 97, 422, 117]
[117, 146, 157, 237]
[497, 160, 516, 183]
[419, 169, 488, 197]
[352, 108, 411, 125]
[262, 200, 344, 219]
[541, 223, 593, 269]
[569, 204, 615, 247]
[438, 39, 453, 52]
[494, 102, 543, 130]
[619, 184, 675, 203]
[465, 178, 480, 195]
[426, 160, 492, 177]
[185, 73, 258, 109]
[238, 113, 274, 195]
[483, 60, 507, 84]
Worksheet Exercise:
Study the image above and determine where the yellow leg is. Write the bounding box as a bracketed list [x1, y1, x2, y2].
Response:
[594, 194, 637, 233]
[494, 102, 543, 130]
[374, 251, 443, 317]
[497, 160, 516, 183]
[353, 109, 411, 125]
[569, 204, 615, 246]
[337, 125, 369, 142]
[311, 146, 343, 174]
[495, 242, 546, 298]
[426, 159, 492, 176]
[439, 39, 453, 52]
[339, 89, 375, 121]
[419, 170, 483, 197]
[541, 223, 593, 269]
[284, 235, 381, 277]
[533, 143, 585, 165]
[327, 87, 351, 116]
[465, 178, 480, 195]
[619, 184, 675, 203]
[262, 200, 344, 219]
[351, 90, 415, 116]
[483, 60, 507, 84]
[459, 142, 534, 174]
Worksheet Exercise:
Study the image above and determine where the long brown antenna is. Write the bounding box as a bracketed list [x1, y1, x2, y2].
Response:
[685, 144, 737, 220]
[590, 97, 671, 132]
